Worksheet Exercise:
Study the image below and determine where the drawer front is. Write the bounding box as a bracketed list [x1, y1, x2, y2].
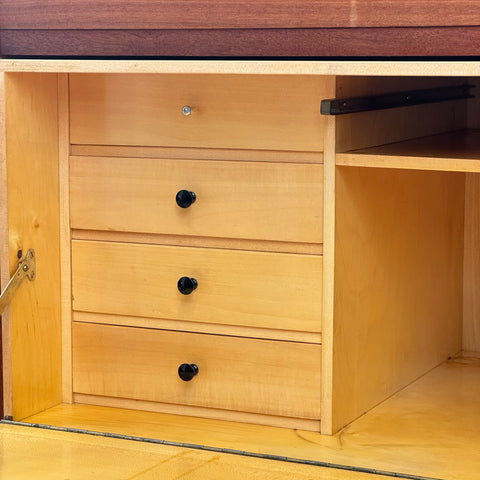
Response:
[72, 240, 322, 333]
[69, 74, 328, 152]
[72, 322, 322, 419]
[70, 156, 323, 244]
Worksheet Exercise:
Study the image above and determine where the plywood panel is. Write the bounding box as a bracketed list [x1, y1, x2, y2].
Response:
[2, 73, 62, 420]
[72, 322, 322, 419]
[336, 76, 468, 153]
[4, 60, 480, 77]
[58, 73, 72, 404]
[0, 73, 6, 420]
[333, 167, 464, 432]
[69, 74, 328, 152]
[336, 129, 480, 172]
[463, 174, 480, 351]
[70, 156, 323, 244]
[72, 241, 323, 334]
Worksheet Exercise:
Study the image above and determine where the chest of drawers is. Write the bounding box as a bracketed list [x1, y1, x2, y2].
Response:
[1, 62, 479, 478]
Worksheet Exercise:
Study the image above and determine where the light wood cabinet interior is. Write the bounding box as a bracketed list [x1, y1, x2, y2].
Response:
[1, 66, 480, 455]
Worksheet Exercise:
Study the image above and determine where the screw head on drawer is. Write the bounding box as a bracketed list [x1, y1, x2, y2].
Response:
[178, 363, 199, 381]
[182, 105, 192, 116]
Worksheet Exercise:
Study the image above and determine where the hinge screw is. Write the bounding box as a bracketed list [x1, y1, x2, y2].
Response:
[23, 265, 29, 272]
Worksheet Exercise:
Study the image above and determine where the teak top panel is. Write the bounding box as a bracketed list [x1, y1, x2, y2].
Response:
[0, 1, 476, 29]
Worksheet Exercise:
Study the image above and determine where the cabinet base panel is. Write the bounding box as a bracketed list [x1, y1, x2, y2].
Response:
[18, 353, 480, 480]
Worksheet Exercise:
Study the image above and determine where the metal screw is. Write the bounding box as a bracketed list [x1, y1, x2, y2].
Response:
[23, 264, 29, 272]
[182, 105, 192, 116]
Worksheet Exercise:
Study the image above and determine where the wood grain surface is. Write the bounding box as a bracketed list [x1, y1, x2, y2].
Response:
[71, 241, 323, 334]
[1, 1, 478, 29]
[2, 27, 480, 57]
[72, 322, 322, 419]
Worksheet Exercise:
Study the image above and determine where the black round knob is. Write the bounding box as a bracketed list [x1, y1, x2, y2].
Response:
[178, 363, 199, 381]
[176, 190, 196, 208]
[177, 276, 198, 295]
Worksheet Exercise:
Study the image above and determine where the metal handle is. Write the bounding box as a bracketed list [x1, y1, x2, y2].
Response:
[0, 249, 36, 315]
[178, 363, 199, 381]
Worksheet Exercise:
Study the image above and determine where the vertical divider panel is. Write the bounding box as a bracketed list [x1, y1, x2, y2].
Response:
[59, 73, 73, 403]
[321, 76, 336, 435]
[4, 73, 62, 420]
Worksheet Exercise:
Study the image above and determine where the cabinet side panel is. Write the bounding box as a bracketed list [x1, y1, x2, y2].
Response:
[463, 173, 480, 351]
[5, 73, 62, 420]
[333, 168, 464, 432]
[0, 73, 9, 418]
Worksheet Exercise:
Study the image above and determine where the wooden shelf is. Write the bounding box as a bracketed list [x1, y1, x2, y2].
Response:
[337, 129, 480, 172]
[17, 353, 480, 480]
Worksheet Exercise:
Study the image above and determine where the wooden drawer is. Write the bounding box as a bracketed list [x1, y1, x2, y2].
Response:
[72, 240, 322, 334]
[72, 322, 322, 419]
[69, 74, 329, 151]
[70, 156, 323, 244]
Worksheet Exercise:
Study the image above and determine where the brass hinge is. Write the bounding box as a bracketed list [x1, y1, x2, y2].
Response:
[0, 249, 36, 315]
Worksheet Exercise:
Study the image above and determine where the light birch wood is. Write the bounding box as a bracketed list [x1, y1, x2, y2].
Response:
[0, 73, 13, 416]
[336, 77, 467, 153]
[69, 74, 329, 152]
[71, 229, 323, 256]
[320, 96, 337, 434]
[70, 156, 323, 244]
[71, 241, 323, 334]
[463, 174, 480, 351]
[2, 60, 480, 77]
[72, 322, 322, 420]
[71, 144, 323, 164]
[21, 354, 480, 480]
[58, 73, 72, 404]
[332, 167, 465, 433]
[0, 423, 393, 480]
[337, 129, 480, 172]
[3, 73, 62, 420]
[73, 393, 321, 431]
[73, 311, 322, 344]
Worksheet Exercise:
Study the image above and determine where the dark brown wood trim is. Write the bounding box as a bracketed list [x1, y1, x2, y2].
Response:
[0, 0, 479, 30]
[2, 27, 480, 58]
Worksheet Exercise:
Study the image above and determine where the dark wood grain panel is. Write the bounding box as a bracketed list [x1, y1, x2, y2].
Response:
[2, 27, 480, 57]
[0, 0, 478, 29]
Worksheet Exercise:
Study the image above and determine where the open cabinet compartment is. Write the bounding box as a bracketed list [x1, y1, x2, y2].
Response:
[2, 67, 480, 480]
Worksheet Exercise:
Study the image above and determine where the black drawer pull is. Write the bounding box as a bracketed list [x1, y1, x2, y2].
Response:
[176, 190, 196, 208]
[178, 363, 199, 381]
[177, 276, 198, 295]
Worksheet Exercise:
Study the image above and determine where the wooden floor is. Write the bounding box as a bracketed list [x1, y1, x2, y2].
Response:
[2, 353, 480, 480]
